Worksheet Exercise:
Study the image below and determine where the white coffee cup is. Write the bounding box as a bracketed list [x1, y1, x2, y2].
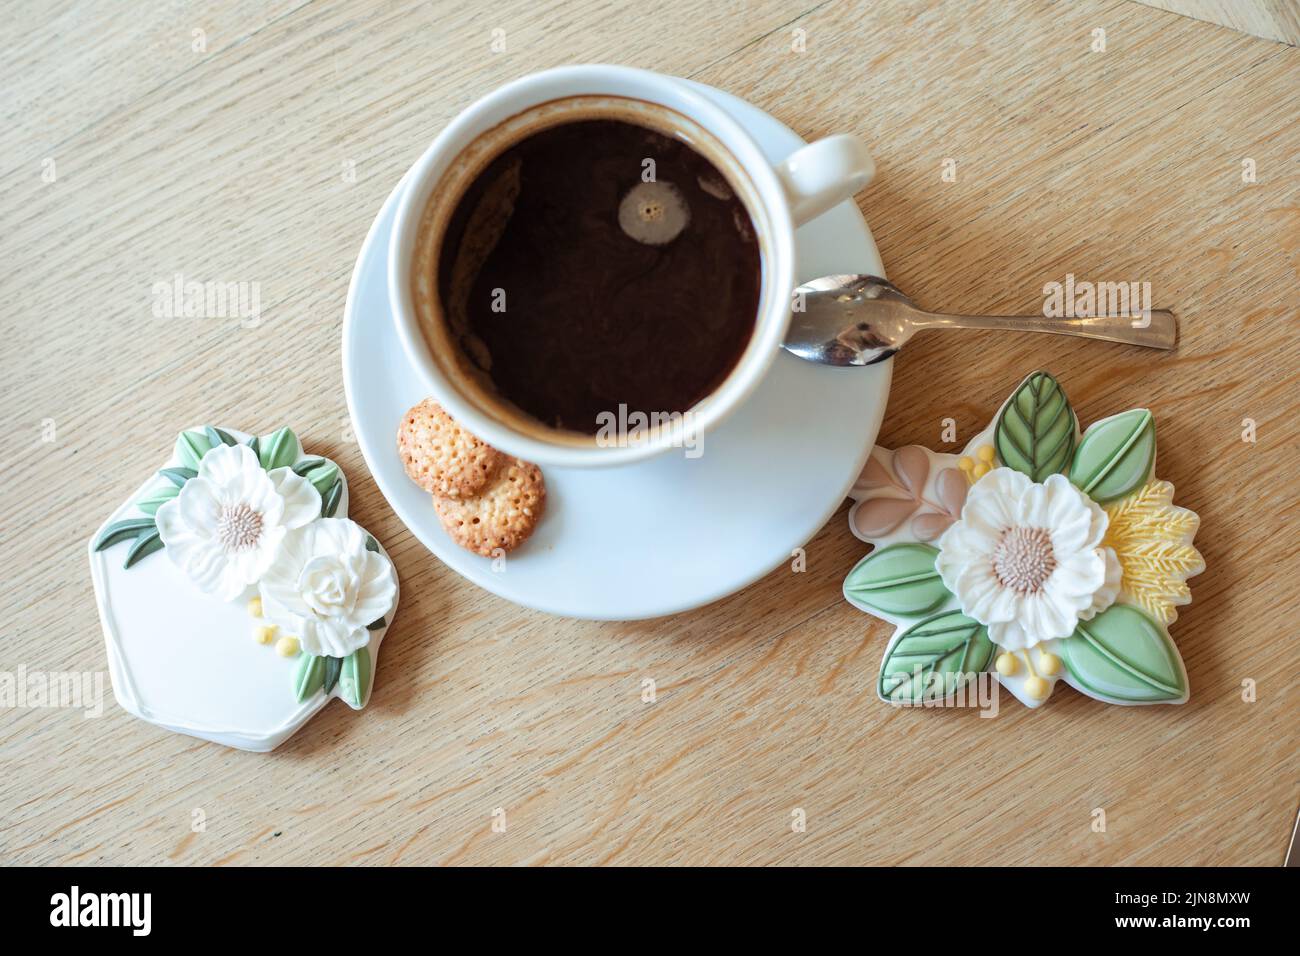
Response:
[389, 64, 873, 467]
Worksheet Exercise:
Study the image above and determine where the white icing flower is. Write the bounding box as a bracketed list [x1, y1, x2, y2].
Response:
[156, 444, 321, 601]
[258, 518, 396, 658]
[936, 468, 1121, 651]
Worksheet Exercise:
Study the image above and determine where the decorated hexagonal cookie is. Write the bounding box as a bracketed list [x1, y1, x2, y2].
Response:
[845, 371, 1203, 710]
[88, 425, 399, 751]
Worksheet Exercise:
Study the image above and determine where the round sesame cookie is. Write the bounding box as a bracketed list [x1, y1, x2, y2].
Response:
[397, 399, 503, 498]
[434, 458, 545, 556]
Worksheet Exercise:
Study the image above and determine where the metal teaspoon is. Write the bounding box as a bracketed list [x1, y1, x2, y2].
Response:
[782, 274, 1177, 367]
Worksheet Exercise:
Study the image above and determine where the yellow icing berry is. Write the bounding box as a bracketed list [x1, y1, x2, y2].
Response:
[247, 596, 263, 617]
[958, 456, 974, 472]
[995, 652, 1020, 676]
[253, 624, 276, 645]
[275, 636, 300, 658]
[1038, 652, 1062, 676]
[972, 462, 991, 479]
[1024, 676, 1050, 700]
[977, 444, 995, 463]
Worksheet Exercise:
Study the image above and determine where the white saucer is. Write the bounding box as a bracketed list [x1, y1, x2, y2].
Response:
[342, 79, 891, 620]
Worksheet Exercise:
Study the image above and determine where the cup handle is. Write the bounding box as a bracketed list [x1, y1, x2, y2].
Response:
[774, 134, 874, 226]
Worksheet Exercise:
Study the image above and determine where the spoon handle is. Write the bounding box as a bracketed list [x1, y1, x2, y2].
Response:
[916, 309, 1177, 349]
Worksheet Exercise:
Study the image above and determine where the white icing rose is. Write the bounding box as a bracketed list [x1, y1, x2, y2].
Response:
[258, 518, 396, 658]
[935, 468, 1120, 651]
[156, 443, 321, 601]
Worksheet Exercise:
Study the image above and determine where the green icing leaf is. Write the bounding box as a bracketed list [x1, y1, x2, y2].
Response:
[246, 434, 260, 458]
[157, 466, 197, 488]
[844, 544, 950, 617]
[93, 518, 156, 551]
[174, 429, 213, 470]
[364, 535, 380, 553]
[321, 478, 342, 517]
[124, 528, 163, 568]
[292, 654, 326, 703]
[340, 646, 373, 708]
[1068, 408, 1155, 503]
[878, 610, 995, 703]
[1059, 604, 1186, 703]
[305, 462, 340, 498]
[322, 656, 343, 695]
[258, 427, 299, 471]
[366, 615, 386, 631]
[205, 425, 238, 448]
[994, 371, 1076, 482]
[288, 456, 338, 496]
[135, 482, 181, 515]
[291, 457, 327, 476]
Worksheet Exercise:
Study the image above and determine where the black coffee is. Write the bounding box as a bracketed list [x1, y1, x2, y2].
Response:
[437, 118, 761, 433]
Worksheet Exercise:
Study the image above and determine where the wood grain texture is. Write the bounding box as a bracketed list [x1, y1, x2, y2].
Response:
[1, 0, 1297, 866]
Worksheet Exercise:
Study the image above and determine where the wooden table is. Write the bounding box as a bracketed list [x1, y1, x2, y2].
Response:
[2, 0, 1296, 866]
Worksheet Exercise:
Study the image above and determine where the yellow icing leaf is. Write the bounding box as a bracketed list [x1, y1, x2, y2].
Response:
[1102, 480, 1205, 626]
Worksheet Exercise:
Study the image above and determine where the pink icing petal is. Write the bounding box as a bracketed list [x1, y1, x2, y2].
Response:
[892, 445, 930, 497]
[851, 452, 894, 497]
[911, 511, 955, 541]
[936, 467, 968, 517]
[850, 496, 917, 539]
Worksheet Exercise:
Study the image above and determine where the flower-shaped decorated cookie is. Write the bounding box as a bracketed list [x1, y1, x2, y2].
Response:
[845, 371, 1203, 709]
[89, 425, 399, 750]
